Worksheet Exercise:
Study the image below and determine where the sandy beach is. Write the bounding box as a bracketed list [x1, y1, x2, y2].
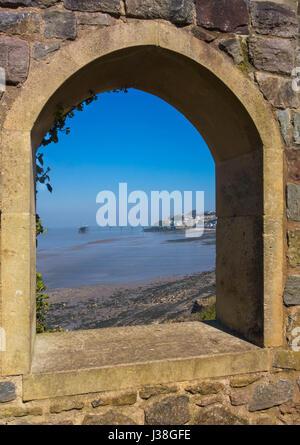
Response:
[45, 269, 216, 331]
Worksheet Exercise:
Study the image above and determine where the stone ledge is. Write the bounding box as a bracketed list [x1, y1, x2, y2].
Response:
[23, 322, 271, 401]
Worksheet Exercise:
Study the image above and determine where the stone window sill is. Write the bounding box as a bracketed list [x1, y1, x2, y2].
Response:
[23, 322, 271, 401]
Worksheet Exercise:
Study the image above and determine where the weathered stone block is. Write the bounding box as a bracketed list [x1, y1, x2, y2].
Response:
[43, 10, 76, 40]
[34, 42, 60, 60]
[254, 415, 277, 425]
[249, 36, 294, 75]
[284, 275, 300, 306]
[216, 216, 263, 345]
[82, 411, 137, 425]
[296, 46, 300, 67]
[287, 184, 300, 222]
[193, 394, 223, 407]
[145, 395, 190, 425]
[273, 350, 300, 370]
[91, 392, 137, 407]
[50, 398, 84, 413]
[280, 400, 300, 416]
[32, 418, 73, 425]
[0, 0, 31, 6]
[278, 109, 291, 145]
[139, 385, 177, 400]
[219, 37, 243, 65]
[0, 382, 16, 403]
[250, 1, 297, 37]
[1, 130, 33, 214]
[0, 37, 30, 84]
[191, 26, 217, 42]
[287, 230, 300, 268]
[256, 72, 299, 108]
[249, 379, 294, 411]
[0, 12, 40, 35]
[196, 0, 249, 33]
[194, 406, 248, 425]
[216, 151, 262, 218]
[294, 113, 300, 145]
[35, 0, 60, 7]
[0, 406, 42, 418]
[125, 0, 194, 25]
[64, 0, 121, 14]
[185, 381, 224, 395]
[285, 149, 300, 182]
[230, 389, 251, 406]
[297, 377, 300, 392]
[77, 12, 114, 26]
[230, 374, 261, 388]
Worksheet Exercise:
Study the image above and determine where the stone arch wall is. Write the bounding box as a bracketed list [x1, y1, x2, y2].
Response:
[0, 0, 299, 425]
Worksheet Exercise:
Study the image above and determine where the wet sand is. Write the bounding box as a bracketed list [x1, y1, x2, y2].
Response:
[69, 238, 122, 251]
[46, 269, 216, 331]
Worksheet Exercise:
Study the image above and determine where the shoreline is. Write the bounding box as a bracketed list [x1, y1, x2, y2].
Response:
[46, 269, 216, 331]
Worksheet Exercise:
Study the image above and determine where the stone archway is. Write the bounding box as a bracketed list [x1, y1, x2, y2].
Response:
[1, 21, 283, 376]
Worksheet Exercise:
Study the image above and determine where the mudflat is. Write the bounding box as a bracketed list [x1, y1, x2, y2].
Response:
[46, 270, 216, 331]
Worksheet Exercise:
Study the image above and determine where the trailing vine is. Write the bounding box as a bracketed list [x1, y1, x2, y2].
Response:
[36, 212, 49, 333]
[36, 272, 50, 333]
[35, 89, 128, 333]
[36, 90, 99, 192]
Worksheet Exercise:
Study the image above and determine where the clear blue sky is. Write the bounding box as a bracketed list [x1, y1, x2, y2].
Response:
[37, 89, 215, 228]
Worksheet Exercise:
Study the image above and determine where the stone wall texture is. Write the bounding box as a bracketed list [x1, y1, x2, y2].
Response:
[0, 0, 299, 425]
[0, 369, 299, 424]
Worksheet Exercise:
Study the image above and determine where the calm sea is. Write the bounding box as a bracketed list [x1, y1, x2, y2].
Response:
[37, 226, 216, 289]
